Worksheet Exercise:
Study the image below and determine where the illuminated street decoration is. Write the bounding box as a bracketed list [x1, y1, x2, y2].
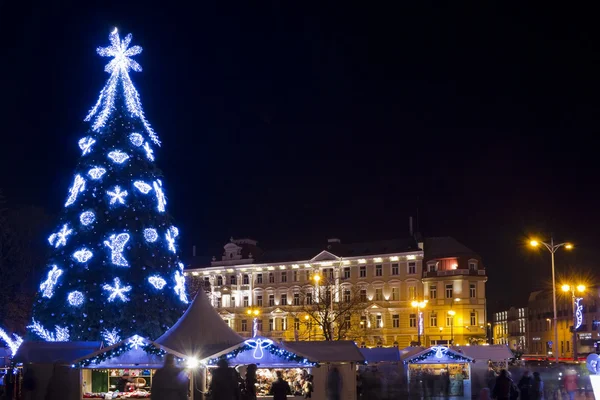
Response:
[102, 328, 121, 346]
[103, 233, 130, 267]
[576, 298, 583, 330]
[103, 278, 132, 302]
[65, 175, 86, 206]
[431, 346, 448, 358]
[245, 338, 273, 360]
[40, 266, 63, 298]
[128, 335, 145, 349]
[79, 137, 96, 155]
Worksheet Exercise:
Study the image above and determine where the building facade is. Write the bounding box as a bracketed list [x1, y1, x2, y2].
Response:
[527, 289, 600, 359]
[493, 307, 527, 351]
[185, 236, 488, 347]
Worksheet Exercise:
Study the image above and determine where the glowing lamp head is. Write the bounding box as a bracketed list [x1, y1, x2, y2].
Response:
[454, 298, 461, 302]
[561, 284, 571, 292]
[448, 310, 456, 316]
[304, 315, 309, 320]
[577, 285, 586, 293]
[253, 310, 260, 316]
[530, 240, 539, 247]
[247, 310, 252, 315]
[313, 275, 321, 283]
[411, 300, 418, 308]
[565, 243, 573, 250]
[186, 357, 200, 369]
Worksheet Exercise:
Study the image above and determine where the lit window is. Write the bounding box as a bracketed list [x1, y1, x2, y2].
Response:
[392, 314, 400, 328]
[430, 313, 437, 327]
[360, 315, 367, 329]
[470, 312, 477, 326]
[376, 315, 383, 328]
[408, 286, 416, 300]
[375, 288, 383, 301]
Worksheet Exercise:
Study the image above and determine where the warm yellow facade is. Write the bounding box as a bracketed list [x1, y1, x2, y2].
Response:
[185, 237, 488, 347]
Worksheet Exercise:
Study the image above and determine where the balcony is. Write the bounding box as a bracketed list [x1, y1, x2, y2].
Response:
[423, 269, 486, 278]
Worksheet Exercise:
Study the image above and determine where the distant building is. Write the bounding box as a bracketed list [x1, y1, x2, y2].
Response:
[527, 289, 600, 359]
[493, 307, 527, 351]
[185, 236, 488, 347]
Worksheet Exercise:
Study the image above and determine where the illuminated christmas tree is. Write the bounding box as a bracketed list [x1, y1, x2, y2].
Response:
[30, 29, 188, 343]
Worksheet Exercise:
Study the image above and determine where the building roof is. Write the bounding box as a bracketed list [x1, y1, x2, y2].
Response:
[423, 237, 479, 260]
[155, 289, 245, 359]
[14, 341, 103, 364]
[453, 345, 513, 361]
[281, 340, 365, 363]
[359, 347, 401, 363]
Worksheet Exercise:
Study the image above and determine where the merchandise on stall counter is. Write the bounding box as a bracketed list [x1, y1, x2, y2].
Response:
[254, 368, 310, 396]
[82, 389, 151, 399]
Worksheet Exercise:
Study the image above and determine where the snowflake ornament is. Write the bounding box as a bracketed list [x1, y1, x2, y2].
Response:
[107, 186, 128, 205]
[103, 277, 132, 302]
[128, 335, 145, 349]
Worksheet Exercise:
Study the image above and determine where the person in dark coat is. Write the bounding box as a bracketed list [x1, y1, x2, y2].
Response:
[492, 369, 517, 400]
[151, 354, 188, 400]
[269, 371, 291, 400]
[326, 367, 342, 400]
[116, 372, 131, 393]
[243, 364, 258, 400]
[209, 358, 241, 400]
[530, 372, 544, 400]
[517, 371, 533, 400]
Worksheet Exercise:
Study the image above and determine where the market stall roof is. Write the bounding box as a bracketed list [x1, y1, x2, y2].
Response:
[360, 347, 401, 363]
[281, 340, 365, 363]
[14, 341, 103, 364]
[155, 290, 244, 359]
[399, 346, 426, 360]
[74, 336, 165, 369]
[452, 345, 513, 362]
[403, 346, 474, 364]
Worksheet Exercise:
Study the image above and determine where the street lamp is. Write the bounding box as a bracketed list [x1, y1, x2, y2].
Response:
[448, 310, 456, 345]
[561, 284, 586, 361]
[246, 308, 261, 337]
[529, 237, 573, 363]
[411, 299, 428, 346]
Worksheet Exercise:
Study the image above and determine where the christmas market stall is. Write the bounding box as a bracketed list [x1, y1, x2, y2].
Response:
[358, 347, 403, 399]
[453, 345, 513, 396]
[281, 340, 365, 400]
[205, 336, 318, 400]
[73, 335, 180, 400]
[402, 346, 474, 399]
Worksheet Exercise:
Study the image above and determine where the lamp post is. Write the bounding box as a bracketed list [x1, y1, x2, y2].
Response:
[304, 315, 312, 341]
[448, 310, 456, 345]
[411, 299, 428, 346]
[561, 284, 585, 361]
[530, 238, 573, 363]
[246, 308, 260, 337]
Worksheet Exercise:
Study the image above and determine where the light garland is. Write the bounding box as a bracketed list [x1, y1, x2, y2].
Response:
[84, 29, 160, 145]
[134, 181, 152, 194]
[107, 150, 130, 164]
[166, 226, 179, 253]
[143, 228, 158, 242]
[65, 174, 86, 206]
[153, 180, 166, 212]
[103, 277, 132, 302]
[48, 223, 73, 248]
[208, 342, 316, 366]
[40, 265, 63, 298]
[405, 348, 472, 364]
[67, 291, 85, 306]
[143, 142, 154, 161]
[28, 319, 70, 342]
[80, 211, 96, 225]
[107, 185, 128, 205]
[79, 137, 96, 155]
[73, 248, 93, 263]
[88, 167, 107, 180]
[129, 133, 144, 147]
[103, 233, 130, 267]
[0, 328, 23, 357]
[174, 270, 188, 304]
[148, 275, 166, 289]
[101, 328, 121, 346]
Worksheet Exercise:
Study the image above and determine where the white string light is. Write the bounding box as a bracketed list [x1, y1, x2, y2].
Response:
[48, 224, 73, 248]
[129, 133, 144, 147]
[148, 275, 166, 289]
[103, 277, 132, 302]
[107, 185, 128, 205]
[103, 233, 130, 267]
[28, 319, 70, 342]
[40, 265, 63, 298]
[80, 211, 96, 226]
[143, 142, 154, 161]
[78, 137, 96, 155]
[107, 150, 130, 164]
[153, 180, 166, 212]
[88, 167, 107, 180]
[134, 181, 152, 194]
[67, 291, 85, 306]
[65, 175, 86, 207]
[101, 328, 121, 346]
[84, 29, 160, 145]
[174, 270, 188, 304]
[143, 228, 158, 242]
[73, 248, 93, 263]
[0, 328, 23, 357]
[166, 226, 179, 253]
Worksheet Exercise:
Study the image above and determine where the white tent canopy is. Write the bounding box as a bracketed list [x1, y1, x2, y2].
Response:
[155, 290, 244, 359]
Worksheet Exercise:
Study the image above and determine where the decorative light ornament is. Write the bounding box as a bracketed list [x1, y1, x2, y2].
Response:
[431, 346, 448, 358]
[148, 275, 166, 289]
[103, 233, 130, 267]
[165, 226, 179, 253]
[576, 298, 583, 330]
[103, 277, 132, 302]
[134, 181, 152, 194]
[84, 29, 160, 145]
[153, 180, 166, 212]
[28, 319, 69, 342]
[78, 137, 96, 155]
[80, 211, 96, 226]
[0, 328, 23, 357]
[107, 150, 130, 164]
[40, 265, 63, 298]
[48, 224, 73, 248]
[73, 248, 93, 263]
[128, 335, 145, 349]
[174, 270, 188, 304]
[143, 228, 158, 243]
[88, 167, 107, 180]
[101, 328, 121, 346]
[143, 142, 154, 161]
[67, 291, 85, 306]
[65, 175, 86, 206]
[245, 338, 273, 360]
[129, 133, 144, 147]
[107, 186, 128, 205]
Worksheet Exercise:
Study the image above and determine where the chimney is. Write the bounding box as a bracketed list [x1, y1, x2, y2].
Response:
[409, 216, 414, 236]
[192, 245, 196, 257]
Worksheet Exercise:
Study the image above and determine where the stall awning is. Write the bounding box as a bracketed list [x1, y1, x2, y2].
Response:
[452, 345, 513, 362]
[360, 348, 401, 363]
[14, 341, 103, 364]
[155, 290, 244, 359]
[281, 341, 365, 363]
[74, 336, 166, 368]
[403, 346, 473, 364]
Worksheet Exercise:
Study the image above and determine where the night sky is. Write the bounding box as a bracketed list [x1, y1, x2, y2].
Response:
[1, 1, 599, 313]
